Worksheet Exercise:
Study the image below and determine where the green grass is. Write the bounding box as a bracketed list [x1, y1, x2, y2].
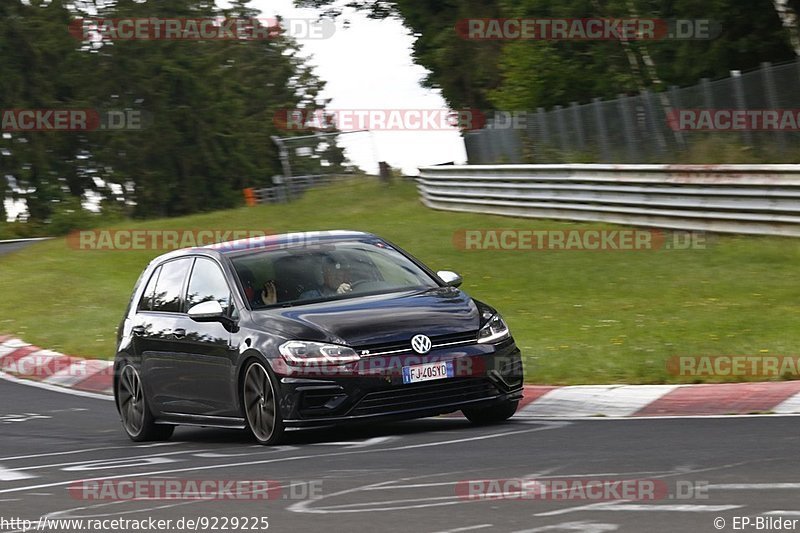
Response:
[2, 178, 800, 385]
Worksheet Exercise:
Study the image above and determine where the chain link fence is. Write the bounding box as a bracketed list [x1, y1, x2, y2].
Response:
[465, 59, 800, 164]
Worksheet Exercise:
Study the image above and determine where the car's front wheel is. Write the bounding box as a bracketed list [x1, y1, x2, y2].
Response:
[462, 399, 519, 425]
[242, 360, 285, 445]
[117, 364, 174, 442]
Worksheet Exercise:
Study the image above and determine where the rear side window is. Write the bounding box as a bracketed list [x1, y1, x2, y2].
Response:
[150, 259, 192, 313]
[186, 258, 231, 314]
[137, 265, 162, 311]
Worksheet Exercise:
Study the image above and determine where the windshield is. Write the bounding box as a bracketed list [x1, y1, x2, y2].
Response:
[231, 239, 439, 309]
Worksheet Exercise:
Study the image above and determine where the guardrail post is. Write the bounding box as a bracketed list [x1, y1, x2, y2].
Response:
[668, 85, 687, 150]
[570, 102, 586, 153]
[592, 97, 610, 162]
[731, 70, 753, 147]
[642, 89, 667, 158]
[700, 77, 713, 110]
[536, 107, 550, 161]
[617, 94, 637, 163]
[554, 105, 569, 157]
[761, 61, 786, 155]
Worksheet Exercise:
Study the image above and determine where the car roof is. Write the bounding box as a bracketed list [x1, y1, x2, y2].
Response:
[206, 230, 374, 255]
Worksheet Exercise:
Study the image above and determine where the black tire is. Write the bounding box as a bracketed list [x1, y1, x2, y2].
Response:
[242, 360, 285, 445]
[462, 400, 519, 425]
[117, 364, 174, 442]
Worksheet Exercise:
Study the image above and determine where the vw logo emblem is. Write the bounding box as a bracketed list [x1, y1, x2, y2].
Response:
[411, 334, 432, 355]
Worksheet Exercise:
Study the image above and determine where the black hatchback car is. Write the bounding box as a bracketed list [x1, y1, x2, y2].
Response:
[114, 231, 524, 444]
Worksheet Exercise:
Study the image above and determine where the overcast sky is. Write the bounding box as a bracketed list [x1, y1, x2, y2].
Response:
[246, 0, 467, 175]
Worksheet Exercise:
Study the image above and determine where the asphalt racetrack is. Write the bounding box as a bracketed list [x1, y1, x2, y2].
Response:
[1, 376, 799, 533]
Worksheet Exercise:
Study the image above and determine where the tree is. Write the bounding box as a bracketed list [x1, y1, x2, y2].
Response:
[297, 0, 797, 112]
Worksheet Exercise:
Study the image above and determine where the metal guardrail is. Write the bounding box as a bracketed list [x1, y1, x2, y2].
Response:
[245, 174, 345, 205]
[0, 237, 53, 245]
[416, 164, 800, 237]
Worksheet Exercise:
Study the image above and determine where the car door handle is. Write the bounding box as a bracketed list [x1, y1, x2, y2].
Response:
[172, 328, 186, 339]
[132, 325, 145, 336]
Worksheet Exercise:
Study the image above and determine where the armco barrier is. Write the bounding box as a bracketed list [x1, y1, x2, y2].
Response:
[416, 164, 800, 236]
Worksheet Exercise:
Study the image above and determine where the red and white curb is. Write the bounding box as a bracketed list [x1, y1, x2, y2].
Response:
[0, 336, 113, 395]
[3, 335, 800, 417]
[518, 381, 800, 417]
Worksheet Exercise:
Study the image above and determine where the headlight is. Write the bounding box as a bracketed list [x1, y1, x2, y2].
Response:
[279, 340, 360, 366]
[477, 314, 510, 344]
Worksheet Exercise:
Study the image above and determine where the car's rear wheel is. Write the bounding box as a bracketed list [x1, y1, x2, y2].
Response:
[462, 399, 519, 425]
[117, 364, 174, 442]
[243, 361, 285, 445]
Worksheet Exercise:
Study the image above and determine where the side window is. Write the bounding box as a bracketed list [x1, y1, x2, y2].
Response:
[186, 258, 231, 314]
[137, 266, 162, 311]
[151, 259, 192, 313]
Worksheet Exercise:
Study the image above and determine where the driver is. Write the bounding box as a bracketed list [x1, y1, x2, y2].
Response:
[299, 256, 352, 299]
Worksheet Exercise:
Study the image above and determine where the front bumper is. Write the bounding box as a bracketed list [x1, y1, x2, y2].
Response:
[270, 338, 524, 428]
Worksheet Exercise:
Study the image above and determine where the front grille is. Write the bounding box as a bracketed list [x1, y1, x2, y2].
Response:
[348, 378, 499, 417]
[354, 330, 478, 356]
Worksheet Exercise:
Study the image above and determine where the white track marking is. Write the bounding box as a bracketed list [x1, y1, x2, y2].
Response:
[0, 370, 112, 400]
[62, 457, 177, 472]
[310, 436, 396, 448]
[765, 511, 800, 516]
[535, 501, 634, 517]
[308, 494, 465, 511]
[570, 503, 743, 512]
[512, 522, 619, 532]
[0, 423, 565, 495]
[0, 442, 180, 462]
[0, 466, 34, 481]
[535, 500, 742, 517]
[13, 448, 218, 472]
[709, 483, 800, 490]
[429, 525, 493, 533]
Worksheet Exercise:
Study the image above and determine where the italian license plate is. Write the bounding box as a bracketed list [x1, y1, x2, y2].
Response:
[402, 360, 454, 384]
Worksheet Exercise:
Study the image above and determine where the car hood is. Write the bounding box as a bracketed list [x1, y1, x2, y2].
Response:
[252, 287, 481, 346]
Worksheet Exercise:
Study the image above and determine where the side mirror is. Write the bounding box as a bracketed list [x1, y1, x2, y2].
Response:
[188, 300, 225, 321]
[437, 270, 463, 288]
